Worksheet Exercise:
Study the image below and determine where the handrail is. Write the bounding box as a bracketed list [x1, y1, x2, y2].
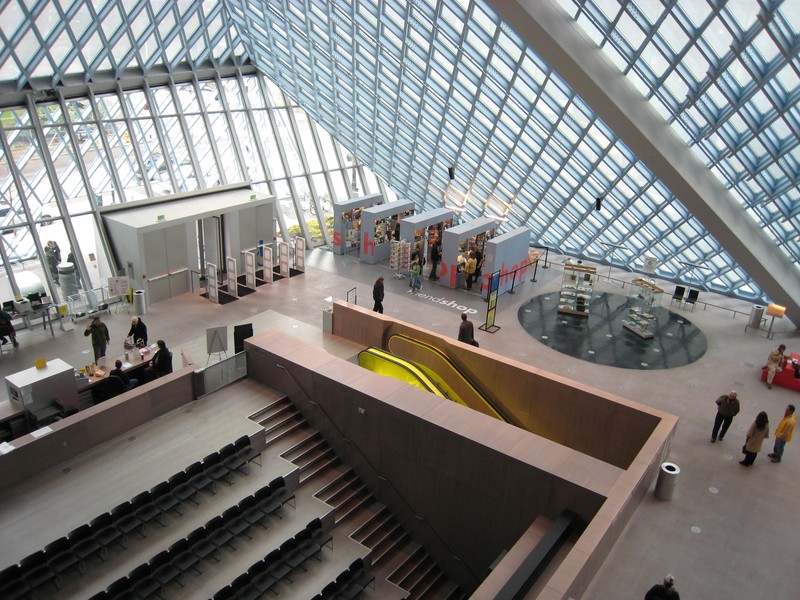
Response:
[604, 275, 752, 320]
[357, 348, 447, 398]
[275, 362, 482, 589]
[387, 334, 519, 427]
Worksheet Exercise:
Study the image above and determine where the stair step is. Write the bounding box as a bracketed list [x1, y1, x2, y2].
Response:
[255, 399, 295, 426]
[299, 455, 342, 485]
[294, 444, 335, 472]
[372, 531, 415, 568]
[400, 556, 436, 593]
[263, 417, 307, 446]
[248, 396, 291, 423]
[389, 546, 429, 587]
[334, 486, 373, 524]
[315, 468, 357, 503]
[432, 580, 466, 600]
[351, 506, 394, 544]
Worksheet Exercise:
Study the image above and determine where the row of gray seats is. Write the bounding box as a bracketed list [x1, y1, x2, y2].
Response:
[212, 516, 333, 600]
[88, 476, 295, 600]
[0, 435, 261, 600]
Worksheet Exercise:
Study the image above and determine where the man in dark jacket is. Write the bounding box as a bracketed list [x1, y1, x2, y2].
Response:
[143, 339, 172, 382]
[84, 316, 110, 362]
[645, 574, 680, 599]
[458, 313, 475, 345]
[711, 390, 740, 442]
[127, 316, 148, 346]
[372, 277, 384, 313]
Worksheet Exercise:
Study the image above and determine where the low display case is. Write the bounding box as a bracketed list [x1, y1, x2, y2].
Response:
[557, 263, 597, 316]
[623, 278, 663, 338]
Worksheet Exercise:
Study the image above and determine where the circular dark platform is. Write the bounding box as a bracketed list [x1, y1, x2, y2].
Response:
[518, 292, 707, 370]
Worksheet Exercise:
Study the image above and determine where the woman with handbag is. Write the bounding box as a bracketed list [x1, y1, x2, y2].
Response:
[741, 411, 770, 466]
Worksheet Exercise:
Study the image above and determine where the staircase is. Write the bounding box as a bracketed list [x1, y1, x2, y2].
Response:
[255, 396, 468, 600]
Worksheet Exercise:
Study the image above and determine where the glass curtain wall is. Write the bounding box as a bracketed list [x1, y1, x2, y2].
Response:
[0, 70, 394, 304]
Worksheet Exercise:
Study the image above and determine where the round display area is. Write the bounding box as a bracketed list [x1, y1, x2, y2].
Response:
[518, 292, 707, 370]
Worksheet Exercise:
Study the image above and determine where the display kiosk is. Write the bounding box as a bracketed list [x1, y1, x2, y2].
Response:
[359, 200, 415, 265]
[481, 227, 531, 298]
[439, 217, 496, 289]
[623, 278, 663, 338]
[398, 208, 454, 263]
[331, 193, 383, 255]
[557, 262, 597, 316]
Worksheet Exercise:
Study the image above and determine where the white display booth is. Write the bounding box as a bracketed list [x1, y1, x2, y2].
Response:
[398, 208, 454, 267]
[359, 200, 415, 265]
[481, 227, 531, 298]
[103, 188, 275, 305]
[331, 193, 383, 255]
[439, 217, 496, 289]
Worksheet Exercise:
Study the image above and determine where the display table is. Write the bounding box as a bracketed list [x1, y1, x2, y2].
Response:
[761, 353, 800, 392]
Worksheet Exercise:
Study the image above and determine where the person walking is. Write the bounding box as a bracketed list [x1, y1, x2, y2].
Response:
[372, 276, 385, 313]
[409, 260, 422, 293]
[127, 316, 148, 347]
[710, 390, 740, 442]
[464, 252, 477, 290]
[457, 313, 476, 345]
[765, 343, 787, 389]
[644, 574, 680, 599]
[45, 241, 60, 284]
[84, 315, 110, 362]
[768, 404, 795, 463]
[740, 411, 770, 466]
[0, 309, 19, 348]
[429, 243, 441, 280]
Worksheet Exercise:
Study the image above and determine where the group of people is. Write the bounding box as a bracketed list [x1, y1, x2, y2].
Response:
[84, 314, 172, 386]
[710, 389, 796, 466]
[44, 240, 61, 284]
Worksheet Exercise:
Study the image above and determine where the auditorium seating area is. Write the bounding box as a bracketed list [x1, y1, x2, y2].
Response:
[0, 376, 462, 600]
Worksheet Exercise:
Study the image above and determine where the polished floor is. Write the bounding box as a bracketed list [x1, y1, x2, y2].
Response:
[518, 291, 707, 369]
[1, 248, 799, 599]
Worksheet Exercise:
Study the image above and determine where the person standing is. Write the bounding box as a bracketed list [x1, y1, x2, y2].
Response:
[765, 343, 787, 389]
[429, 243, 441, 280]
[409, 260, 422, 293]
[768, 404, 795, 463]
[45, 241, 60, 284]
[127, 316, 148, 346]
[710, 390, 740, 442]
[457, 313, 476, 346]
[644, 574, 680, 599]
[84, 315, 110, 362]
[464, 252, 477, 290]
[372, 276, 384, 313]
[740, 411, 770, 466]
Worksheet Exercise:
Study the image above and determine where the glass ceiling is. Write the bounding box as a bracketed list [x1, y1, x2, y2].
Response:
[2, 0, 798, 304]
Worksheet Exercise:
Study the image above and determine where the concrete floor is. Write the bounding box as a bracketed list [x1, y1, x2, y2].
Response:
[1, 247, 798, 599]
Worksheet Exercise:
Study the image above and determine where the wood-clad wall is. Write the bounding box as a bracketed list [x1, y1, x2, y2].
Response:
[244, 329, 659, 595]
[331, 300, 661, 469]
[0, 367, 196, 489]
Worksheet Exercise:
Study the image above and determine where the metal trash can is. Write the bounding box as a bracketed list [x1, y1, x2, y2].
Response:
[748, 305, 764, 328]
[654, 462, 680, 500]
[132, 289, 147, 315]
[58, 262, 79, 299]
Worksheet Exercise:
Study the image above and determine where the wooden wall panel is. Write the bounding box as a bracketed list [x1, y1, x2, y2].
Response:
[0, 367, 196, 489]
[332, 301, 660, 469]
[245, 330, 626, 591]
